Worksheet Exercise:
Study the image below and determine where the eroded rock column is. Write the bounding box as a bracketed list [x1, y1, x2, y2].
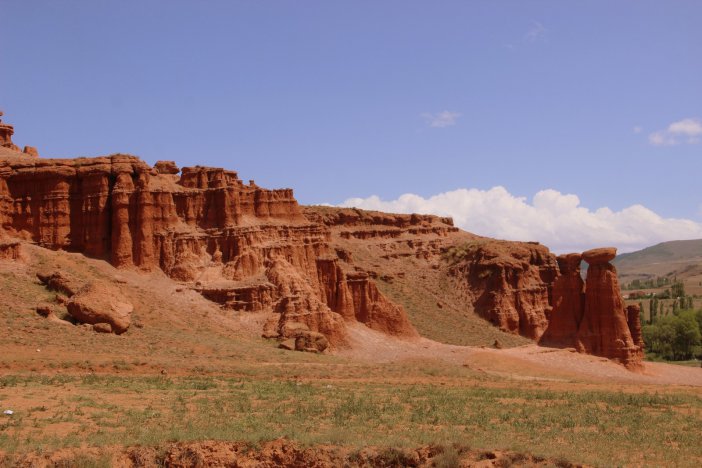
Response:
[576, 248, 643, 369]
[539, 253, 585, 347]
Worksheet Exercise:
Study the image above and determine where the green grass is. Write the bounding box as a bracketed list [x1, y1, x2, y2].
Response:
[0, 375, 700, 467]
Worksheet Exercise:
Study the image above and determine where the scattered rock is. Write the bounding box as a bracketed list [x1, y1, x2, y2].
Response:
[35, 303, 55, 317]
[294, 331, 329, 353]
[93, 323, 113, 333]
[278, 340, 296, 351]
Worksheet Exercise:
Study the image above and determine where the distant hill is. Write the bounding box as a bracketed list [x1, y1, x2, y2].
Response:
[615, 239, 702, 269]
[614, 239, 702, 294]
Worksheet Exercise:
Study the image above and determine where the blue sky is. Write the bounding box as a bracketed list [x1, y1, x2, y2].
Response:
[1, 1, 701, 251]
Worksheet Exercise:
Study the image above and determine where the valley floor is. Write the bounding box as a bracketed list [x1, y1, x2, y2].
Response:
[1, 245, 701, 467]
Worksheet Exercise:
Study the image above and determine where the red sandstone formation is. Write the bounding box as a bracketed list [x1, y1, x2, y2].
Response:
[0, 228, 21, 260]
[445, 242, 643, 368]
[36, 270, 84, 297]
[0, 144, 417, 346]
[539, 253, 585, 347]
[23, 146, 39, 157]
[0, 111, 19, 152]
[447, 240, 559, 340]
[0, 116, 644, 365]
[35, 270, 133, 334]
[317, 257, 418, 338]
[265, 258, 349, 346]
[576, 248, 643, 369]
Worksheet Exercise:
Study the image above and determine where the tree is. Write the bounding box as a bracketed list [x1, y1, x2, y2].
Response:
[671, 281, 686, 299]
[672, 313, 701, 360]
[642, 310, 702, 360]
[649, 298, 659, 324]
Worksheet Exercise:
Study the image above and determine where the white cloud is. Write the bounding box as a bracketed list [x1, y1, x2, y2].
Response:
[340, 187, 702, 254]
[525, 21, 546, 42]
[648, 117, 702, 146]
[632, 126, 642, 134]
[421, 111, 461, 128]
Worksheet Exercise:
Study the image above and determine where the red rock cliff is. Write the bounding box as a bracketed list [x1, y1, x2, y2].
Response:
[0, 151, 418, 347]
[447, 240, 559, 340]
[447, 242, 643, 368]
[539, 253, 585, 347]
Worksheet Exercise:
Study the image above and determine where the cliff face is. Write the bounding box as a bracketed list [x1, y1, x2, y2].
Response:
[447, 243, 644, 368]
[446, 240, 559, 341]
[539, 253, 585, 347]
[0, 113, 644, 366]
[0, 154, 418, 346]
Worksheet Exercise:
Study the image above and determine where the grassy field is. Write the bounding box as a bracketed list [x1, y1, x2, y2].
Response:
[1, 373, 701, 467]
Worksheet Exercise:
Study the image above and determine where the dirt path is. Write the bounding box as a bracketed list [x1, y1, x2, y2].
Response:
[337, 323, 702, 387]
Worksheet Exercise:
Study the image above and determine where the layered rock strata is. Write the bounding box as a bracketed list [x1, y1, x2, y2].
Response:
[0, 152, 417, 346]
[446, 240, 559, 340]
[539, 253, 585, 347]
[448, 243, 643, 368]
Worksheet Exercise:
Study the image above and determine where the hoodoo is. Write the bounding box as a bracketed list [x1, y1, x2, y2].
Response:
[447, 242, 644, 369]
[576, 248, 643, 368]
[540, 253, 585, 347]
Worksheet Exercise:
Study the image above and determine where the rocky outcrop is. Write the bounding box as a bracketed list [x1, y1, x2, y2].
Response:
[576, 248, 643, 368]
[0, 111, 19, 152]
[318, 258, 418, 338]
[0, 116, 645, 364]
[447, 240, 559, 340]
[36, 270, 84, 297]
[0, 149, 421, 347]
[0, 237, 21, 260]
[539, 253, 585, 347]
[154, 160, 179, 174]
[447, 243, 643, 368]
[265, 258, 349, 346]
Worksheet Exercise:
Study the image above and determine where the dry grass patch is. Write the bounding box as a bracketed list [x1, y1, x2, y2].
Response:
[0, 374, 700, 466]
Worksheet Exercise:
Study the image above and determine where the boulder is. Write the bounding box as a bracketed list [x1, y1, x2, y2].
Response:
[35, 303, 55, 317]
[93, 323, 113, 333]
[154, 160, 180, 174]
[294, 331, 329, 353]
[66, 283, 133, 334]
[582, 247, 616, 265]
